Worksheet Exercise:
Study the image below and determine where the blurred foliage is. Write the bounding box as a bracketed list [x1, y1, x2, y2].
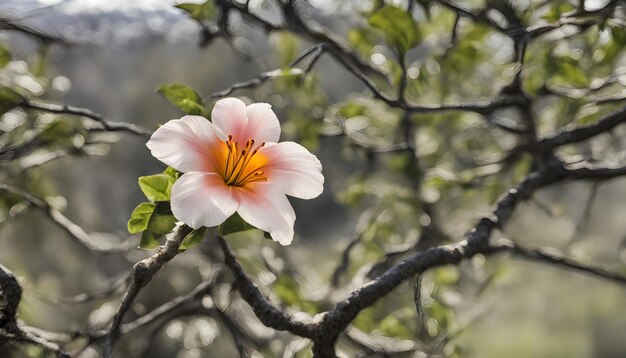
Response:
[1, 0, 626, 357]
[368, 5, 422, 56]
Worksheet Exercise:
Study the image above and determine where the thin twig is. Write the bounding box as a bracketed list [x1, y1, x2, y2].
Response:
[542, 106, 626, 149]
[0, 183, 133, 253]
[21, 99, 152, 139]
[496, 239, 626, 284]
[206, 44, 326, 100]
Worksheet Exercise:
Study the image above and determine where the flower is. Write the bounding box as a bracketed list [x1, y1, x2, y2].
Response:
[146, 97, 324, 245]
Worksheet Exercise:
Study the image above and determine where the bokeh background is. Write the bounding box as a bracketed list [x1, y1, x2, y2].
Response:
[1, 0, 625, 357]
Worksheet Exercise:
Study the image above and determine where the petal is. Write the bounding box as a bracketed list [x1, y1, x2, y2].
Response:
[234, 183, 296, 245]
[146, 115, 222, 173]
[260, 142, 324, 200]
[170, 172, 238, 229]
[211, 98, 248, 142]
[245, 103, 280, 143]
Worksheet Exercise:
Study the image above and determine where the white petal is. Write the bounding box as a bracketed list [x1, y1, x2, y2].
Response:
[146, 115, 221, 173]
[170, 172, 238, 229]
[261, 142, 324, 200]
[245, 103, 280, 143]
[211, 97, 248, 142]
[234, 183, 296, 245]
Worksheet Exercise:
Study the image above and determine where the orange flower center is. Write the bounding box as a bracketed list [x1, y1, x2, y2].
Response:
[222, 135, 268, 186]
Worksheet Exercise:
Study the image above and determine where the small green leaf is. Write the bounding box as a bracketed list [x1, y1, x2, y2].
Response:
[0, 44, 11, 68]
[0, 86, 23, 115]
[139, 202, 177, 249]
[348, 27, 378, 55]
[379, 313, 415, 340]
[180, 227, 209, 250]
[36, 119, 78, 147]
[127, 202, 156, 234]
[541, 2, 574, 22]
[273, 32, 300, 66]
[176, 1, 215, 21]
[138, 174, 175, 202]
[157, 83, 205, 115]
[368, 5, 421, 55]
[140, 230, 161, 249]
[272, 274, 319, 314]
[218, 213, 255, 236]
[555, 57, 589, 87]
[146, 202, 177, 235]
[164, 166, 181, 180]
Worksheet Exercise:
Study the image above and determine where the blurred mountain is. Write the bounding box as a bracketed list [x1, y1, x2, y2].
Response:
[0, 0, 196, 43]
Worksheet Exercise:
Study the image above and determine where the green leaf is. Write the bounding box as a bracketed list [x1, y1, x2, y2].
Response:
[138, 173, 175, 202]
[147, 202, 177, 235]
[0, 86, 23, 115]
[156, 83, 205, 115]
[541, 2, 574, 22]
[273, 32, 300, 66]
[601, 25, 626, 63]
[218, 213, 255, 236]
[555, 57, 589, 87]
[348, 27, 378, 56]
[379, 313, 414, 340]
[140, 202, 177, 249]
[140, 230, 161, 249]
[434, 266, 460, 286]
[164, 166, 181, 180]
[36, 119, 78, 147]
[272, 273, 319, 314]
[176, 1, 215, 21]
[0, 44, 11, 68]
[127, 202, 156, 234]
[180, 227, 209, 250]
[368, 5, 421, 55]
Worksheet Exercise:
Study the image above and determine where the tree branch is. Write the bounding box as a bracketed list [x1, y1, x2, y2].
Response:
[21, 99, 152, 139]
[565, 164, 626, 180]
[219, 0, 384, 78]
[0, 264, 22, 325]
[216, 235, 315, 338]
[118, 271, 219, 336]
[0, 18, 68, 45]
[495, 239, 626, 284]
[0, 183, 134, 253]
[206, 44, 325, 100]
[541, 106, 626, 149]
[0, 263, 71, 358]
[103, 225, 192, 357]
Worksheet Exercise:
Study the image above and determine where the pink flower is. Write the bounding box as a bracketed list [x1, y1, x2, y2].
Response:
[146, 98, 324, 245]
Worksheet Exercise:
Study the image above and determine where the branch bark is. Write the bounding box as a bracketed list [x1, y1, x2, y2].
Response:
[21, 99, 152, 139]
[103, 225, 192, 357]
[216, 235, 315, 338]
[0, 264, 71, 358]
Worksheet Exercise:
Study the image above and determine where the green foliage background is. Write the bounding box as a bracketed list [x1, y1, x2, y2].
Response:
[1, 0, 626, 357]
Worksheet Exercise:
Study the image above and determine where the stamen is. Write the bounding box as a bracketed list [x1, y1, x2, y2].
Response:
[222, 137, 267, 186]
[224, 147, 232, 174]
